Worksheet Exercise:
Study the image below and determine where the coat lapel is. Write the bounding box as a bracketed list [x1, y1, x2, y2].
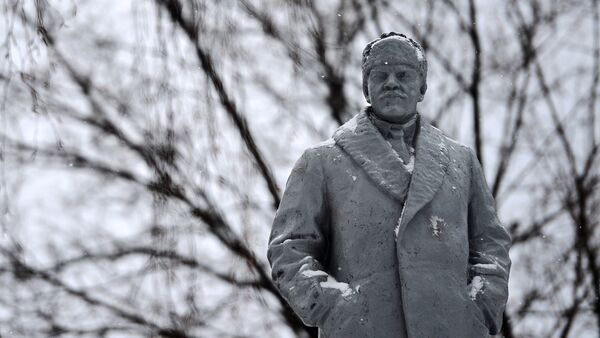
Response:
[333, 109, 412, 201]
[333, 110, 450, 238]
[396, 121, 450, 237]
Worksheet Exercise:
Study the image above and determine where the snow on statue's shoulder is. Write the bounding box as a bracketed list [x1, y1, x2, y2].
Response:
[339, 115, 358, 134]
[426, 120, 469, 152]
[447, 139, 469, 152]
[314, 138, 335, 148]
[441, 133, 471, 153]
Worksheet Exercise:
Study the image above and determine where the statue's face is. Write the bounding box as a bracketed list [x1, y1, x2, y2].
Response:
[367, 42, 423, 123]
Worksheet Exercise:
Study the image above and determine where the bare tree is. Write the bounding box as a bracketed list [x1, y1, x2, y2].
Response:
[1, 0, 598, 337]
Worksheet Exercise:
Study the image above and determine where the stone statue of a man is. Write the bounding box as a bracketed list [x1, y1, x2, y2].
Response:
[267, 32, 511, 338]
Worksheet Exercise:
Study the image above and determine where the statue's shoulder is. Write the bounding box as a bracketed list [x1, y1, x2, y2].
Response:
[305, 138, 340, 157]
[306, 138, 336, 151]
[311, 138, 336, 149]
[442, 133, 471, 154]
[423, 121, 473, 160]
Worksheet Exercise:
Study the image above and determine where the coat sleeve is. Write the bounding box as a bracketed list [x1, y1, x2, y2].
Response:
[267, 148, 336, 327]
[467, 149, 512, 335]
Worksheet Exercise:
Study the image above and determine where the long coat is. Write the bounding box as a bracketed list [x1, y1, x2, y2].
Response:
[267, 110, 511, 338]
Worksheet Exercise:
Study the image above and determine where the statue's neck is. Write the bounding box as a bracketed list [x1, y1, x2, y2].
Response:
[368, 107, 417, 126]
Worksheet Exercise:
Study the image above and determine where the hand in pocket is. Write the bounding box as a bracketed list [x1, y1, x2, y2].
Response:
[320, 290, 371, 337]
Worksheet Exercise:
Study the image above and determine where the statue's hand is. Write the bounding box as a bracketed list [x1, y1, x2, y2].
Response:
[319, 287, 371, 336]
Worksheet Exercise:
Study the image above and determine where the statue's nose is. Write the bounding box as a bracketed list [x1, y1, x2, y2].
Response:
[383, 74, 400, 90]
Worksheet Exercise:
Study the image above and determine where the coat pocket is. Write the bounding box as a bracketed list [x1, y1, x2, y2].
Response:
[466, 296, 489, 337]
[320, 291, 371, 338]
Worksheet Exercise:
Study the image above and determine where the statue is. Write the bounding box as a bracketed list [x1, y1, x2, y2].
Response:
[267, 32, 511, 338]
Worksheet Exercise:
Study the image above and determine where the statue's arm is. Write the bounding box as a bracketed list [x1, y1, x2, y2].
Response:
[467, 148, 512, 335]
[267, 148, 334, 327]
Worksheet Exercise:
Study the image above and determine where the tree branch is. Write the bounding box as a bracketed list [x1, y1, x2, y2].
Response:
[156, 0, 281, 210]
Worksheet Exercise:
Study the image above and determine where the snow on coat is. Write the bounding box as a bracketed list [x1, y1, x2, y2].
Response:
[267, 109, 511, 338]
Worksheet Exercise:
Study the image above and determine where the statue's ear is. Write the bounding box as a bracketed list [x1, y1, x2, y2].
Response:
[363, 78, 371, 103]
[418, 83, 427, 102]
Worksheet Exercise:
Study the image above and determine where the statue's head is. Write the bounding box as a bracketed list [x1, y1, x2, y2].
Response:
[362, 32, 427, 123]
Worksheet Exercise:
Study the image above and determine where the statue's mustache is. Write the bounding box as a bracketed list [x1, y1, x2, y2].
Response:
[380, 91, 407, 99]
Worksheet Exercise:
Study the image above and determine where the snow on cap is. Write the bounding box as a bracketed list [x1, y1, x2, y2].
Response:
[361, 32, 428, 103]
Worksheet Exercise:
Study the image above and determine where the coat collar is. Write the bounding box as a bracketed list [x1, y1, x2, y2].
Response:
[333, 109, 450, 233]
[368, 111, 418, 142]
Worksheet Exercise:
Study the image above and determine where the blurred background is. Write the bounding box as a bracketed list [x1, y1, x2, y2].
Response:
[0, 0, 599, 337]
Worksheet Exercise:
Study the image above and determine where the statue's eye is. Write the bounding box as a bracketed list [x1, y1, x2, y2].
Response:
[396, 72, 406, 79]
[371, 71, 387, 82]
